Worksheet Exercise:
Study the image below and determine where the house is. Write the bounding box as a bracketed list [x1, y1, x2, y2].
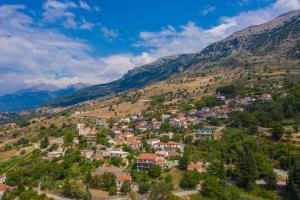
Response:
[167, 109, 178, 115]
[188, 161, 210, 173]
[168, 151, 179, 158]
[47, 147, 64, 158]
[0, 175, 6, 184]
[195, 128, 214, 140]
[155, 151, 169, 158]
[136, 153, 157, 170]
[126, 136, 141, 143]
[166, 141, 181, 149]
[77, 123, 97, 143]
[109, 137, 126, 146]
[216, 94, 226, 101]
[108, 150, 130, 159]
[136, 121, 148, 132]
[147, 138, 160, 146]
[116, 174, 132, 190]
[201, 107, 210, 114]
[85, 132, 97, 143]
[153, 142, 166, 150]
[188, 162, 204, 172]
[80, 150, 94, 159]
[0, 184, 9, 198]
[96, 119, 108, 127]
[160, 132, 174, 139]
[260, 93, 272, 101]
[128, 141, 143, 149]
[48, 136, 64, 145]
[73, 137, 79, 144]
[161, 114, 171, 122]
[95, 150, 104, 160]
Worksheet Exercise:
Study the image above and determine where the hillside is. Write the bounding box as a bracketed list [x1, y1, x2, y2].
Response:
[46, 10, 299, 107]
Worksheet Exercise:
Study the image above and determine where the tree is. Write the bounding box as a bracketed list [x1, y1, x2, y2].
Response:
[109, 186, 117, 195]
[64, 129, 75, 144]
[293, 124, 300, 133]
[100, 172, 116, 191]
[40, 137, 49, 149]
[264, 169, 277, 190]
[149, 181, 172, 200]
[120, 180, 131, 194]
[288, 157, 300, 199]
[138, 183, 150, 194]
[272, 124, 284, 140]
[110, 156, 123, 167]
[235, 148, 257, 190]
[148, 164, 161, 178]
[178, 156, 189, 170]
[248, 125, 259, 135]
[179, 170, 200, 189]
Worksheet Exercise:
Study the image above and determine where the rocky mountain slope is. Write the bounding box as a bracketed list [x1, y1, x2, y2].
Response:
[47, 10, 300, 107]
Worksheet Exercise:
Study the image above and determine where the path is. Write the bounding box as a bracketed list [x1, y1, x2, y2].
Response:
[173, 190, 199, 197]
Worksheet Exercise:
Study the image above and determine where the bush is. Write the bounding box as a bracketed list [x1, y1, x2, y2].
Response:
[179, 170, 200, 189]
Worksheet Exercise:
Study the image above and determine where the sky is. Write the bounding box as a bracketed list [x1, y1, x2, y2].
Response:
[0, 0, 299, 95]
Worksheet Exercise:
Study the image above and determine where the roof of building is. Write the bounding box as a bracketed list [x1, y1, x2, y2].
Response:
[136, 153, 156, 160]
[167, 141, 179, 145]
[0, 184, 9, 191]
[116, 174, 132, 181]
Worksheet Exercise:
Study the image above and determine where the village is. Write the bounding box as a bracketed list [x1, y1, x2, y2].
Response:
[12, 92, 270, 198]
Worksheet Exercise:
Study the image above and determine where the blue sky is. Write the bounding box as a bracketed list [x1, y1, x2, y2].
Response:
[0, 0, 299, 95]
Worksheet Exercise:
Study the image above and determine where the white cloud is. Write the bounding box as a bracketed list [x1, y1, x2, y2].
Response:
[42, 0, 96, 29]
[0, 5, 147, 95]
[100, 26, 118, 39]
[79, 0, 91, 10]
[200, 5, 216, 16]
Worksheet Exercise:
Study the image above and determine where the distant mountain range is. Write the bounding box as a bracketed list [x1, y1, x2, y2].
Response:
[46, 10, 300, 108]
[0, 83, 88, 112]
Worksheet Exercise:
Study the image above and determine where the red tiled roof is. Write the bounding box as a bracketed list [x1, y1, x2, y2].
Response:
[136, 153, 156, 160]
[0, 184, 9, 191]
[129, 141, 142, 145]
[168, 151, 178, 157]
[167, 141, 179, 145]
[116, 174, 132, 181]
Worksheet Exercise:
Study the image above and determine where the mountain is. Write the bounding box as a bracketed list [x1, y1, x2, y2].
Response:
[48, 10, 300, 107]
[0, 83, 88, 113]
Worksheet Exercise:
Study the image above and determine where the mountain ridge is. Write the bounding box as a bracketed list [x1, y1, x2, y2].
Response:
[25, 10, 300, 108]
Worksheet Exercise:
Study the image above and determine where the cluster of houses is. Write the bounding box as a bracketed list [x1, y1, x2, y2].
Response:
[42, 92, 273, 193]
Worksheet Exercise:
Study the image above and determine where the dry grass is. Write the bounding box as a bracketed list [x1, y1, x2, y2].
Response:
[0, 145, 36, 161]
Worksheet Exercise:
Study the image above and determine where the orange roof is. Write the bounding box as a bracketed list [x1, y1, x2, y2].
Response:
[167, 141, 179, 145]
[168, 151, 178, 157]
[129, 141, 142, 145]
[116, 174, 132, 181]
[136, 153, 156, 160]
[188, 162, 203, 170]
[0, 184, 9, 191]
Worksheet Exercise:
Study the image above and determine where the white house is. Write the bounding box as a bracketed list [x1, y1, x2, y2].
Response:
[147, 138, 160, 146]
[80, 150, 95, 159]
[0, 175, 6, 184]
